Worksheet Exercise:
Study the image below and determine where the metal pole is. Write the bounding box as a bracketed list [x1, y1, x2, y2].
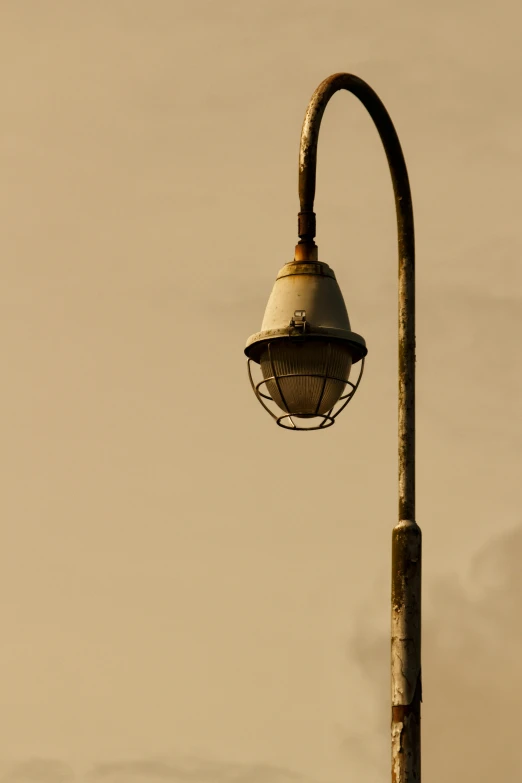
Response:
[297, 73, 421, 782]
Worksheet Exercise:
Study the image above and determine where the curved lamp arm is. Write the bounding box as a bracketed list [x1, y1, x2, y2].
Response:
[296, 74, 420, 782]
[297, 72, 415, 523]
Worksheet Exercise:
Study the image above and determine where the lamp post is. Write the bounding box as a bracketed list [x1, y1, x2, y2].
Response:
[244, 73, 421, 782]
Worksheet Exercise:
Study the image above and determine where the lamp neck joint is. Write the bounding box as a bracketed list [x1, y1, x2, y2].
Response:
[296, 210, 318, 261]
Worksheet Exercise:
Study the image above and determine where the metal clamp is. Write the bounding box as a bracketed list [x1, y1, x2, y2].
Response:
[289, 309, 307, 333]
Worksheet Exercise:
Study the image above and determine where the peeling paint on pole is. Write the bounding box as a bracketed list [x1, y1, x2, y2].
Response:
[391, 519, 421, 782]
[392, 520, 421, 705]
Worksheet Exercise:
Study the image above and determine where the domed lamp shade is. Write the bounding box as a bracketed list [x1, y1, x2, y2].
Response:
[245, 260, 367, 430]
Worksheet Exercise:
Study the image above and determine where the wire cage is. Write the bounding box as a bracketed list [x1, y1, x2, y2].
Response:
[247, 337, 365, 431]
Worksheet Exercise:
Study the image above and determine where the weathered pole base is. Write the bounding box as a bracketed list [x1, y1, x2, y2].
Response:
[391, 683, 421, 782]
[391, 519, 422, 783]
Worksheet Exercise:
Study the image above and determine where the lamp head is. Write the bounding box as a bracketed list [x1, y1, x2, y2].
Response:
[245, 255, 367, 430]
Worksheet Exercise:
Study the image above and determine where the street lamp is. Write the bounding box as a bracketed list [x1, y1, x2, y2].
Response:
[244, 73, 421, 783]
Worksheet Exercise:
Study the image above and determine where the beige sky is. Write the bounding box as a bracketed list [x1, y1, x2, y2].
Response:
[2, 2, 522, 782]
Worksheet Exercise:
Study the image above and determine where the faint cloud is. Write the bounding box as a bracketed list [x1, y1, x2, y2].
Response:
[1, 757, 316, 783]
[87, 757, 313, 783]
[1, 760, 74, 783]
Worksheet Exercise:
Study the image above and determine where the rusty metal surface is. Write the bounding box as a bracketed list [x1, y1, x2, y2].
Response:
[391, 520, 421, 705]
[297, 73, 419, 781]
[391, 693, 421, 783]
[275, 261, 337, 280]
[391, 519, 421, 782]
[298, 73, 416, 518]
